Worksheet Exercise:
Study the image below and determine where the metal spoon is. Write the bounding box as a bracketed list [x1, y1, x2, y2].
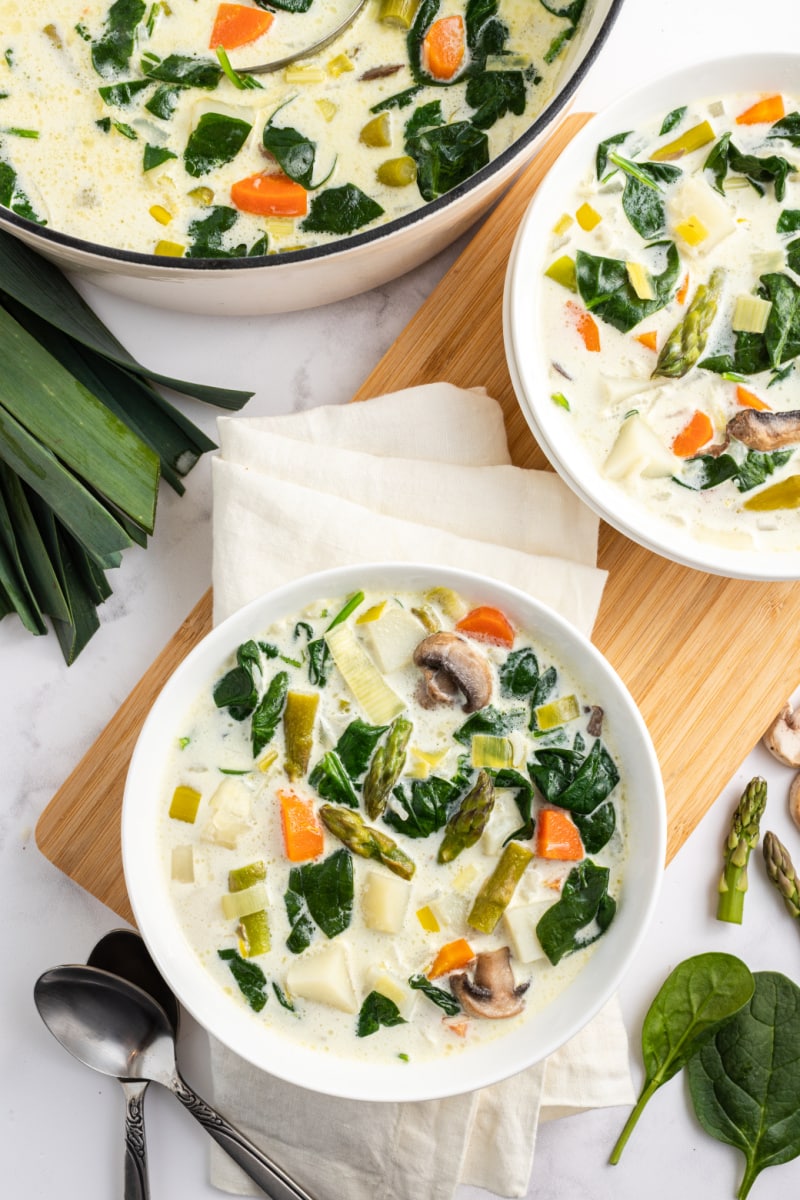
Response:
[87, 930, 180, 1200]
[34, 965, 315, 1200]
[235, 0, 368, 75]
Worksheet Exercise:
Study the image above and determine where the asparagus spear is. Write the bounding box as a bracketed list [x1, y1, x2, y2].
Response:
[762, 830, 800, 920]
[653, 267, 725, 379]
[468, 841, 534, 933]
[319, 804, 415, 879]
[363, 716, 413, 819]
[716, 776, 767, 924]
[438, 769, 495, 864]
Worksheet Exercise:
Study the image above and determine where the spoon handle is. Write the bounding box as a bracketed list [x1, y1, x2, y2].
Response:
[170, 1073, 315, 1200]
[121, 1080, 150, 1200]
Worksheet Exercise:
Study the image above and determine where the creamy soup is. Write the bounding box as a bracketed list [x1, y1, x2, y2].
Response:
[159, 586, 625, 1064]
[538, 91, 800, 554]
[0, 0, 583, 256]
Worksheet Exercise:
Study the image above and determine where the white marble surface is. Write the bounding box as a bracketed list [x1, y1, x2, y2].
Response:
[4, 1, 800, 1196]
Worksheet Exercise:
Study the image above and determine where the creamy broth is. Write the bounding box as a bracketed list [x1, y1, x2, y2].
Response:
[159, 587, 626, 1064]
[537, 92, 800, 555]
[0, 0, 582, 256]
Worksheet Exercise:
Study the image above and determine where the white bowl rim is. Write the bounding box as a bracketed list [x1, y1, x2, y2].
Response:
[123, 561, 666, 1103]
[505, 51, 800, 582]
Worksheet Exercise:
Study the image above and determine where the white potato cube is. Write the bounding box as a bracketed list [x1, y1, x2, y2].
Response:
[362, 870, 411, 933]
[503, 902, 554, 964]
[171, 845, 194, 883]
[603, 413, 681, 482]
[364, 606, 426, 673]
[203, 778, 252, 849]
[667, 176, 736, 255]
[286, 942, 358, 1013]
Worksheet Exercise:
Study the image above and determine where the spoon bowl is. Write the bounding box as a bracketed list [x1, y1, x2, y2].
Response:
[34, 965, 314, 1200]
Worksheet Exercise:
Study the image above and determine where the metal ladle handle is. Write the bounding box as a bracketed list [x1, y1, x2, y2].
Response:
[170, 1072, 315, 1200]
[238, 0, 368, 74]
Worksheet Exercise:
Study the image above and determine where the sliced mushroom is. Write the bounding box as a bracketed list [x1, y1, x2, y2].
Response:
[586, 705, 604, 737]
[763, 702, 800, 766]
[727, 409, 800, 451]
[413, 632, 492, 713]
[789, 773, 800, 832]
[449, 947, 529, 1019]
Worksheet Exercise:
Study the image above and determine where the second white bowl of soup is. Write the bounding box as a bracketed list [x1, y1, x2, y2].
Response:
[123, 562, 665, 1102]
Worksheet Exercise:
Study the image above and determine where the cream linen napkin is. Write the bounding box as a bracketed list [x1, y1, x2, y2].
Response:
[208, 383, 635, 1199]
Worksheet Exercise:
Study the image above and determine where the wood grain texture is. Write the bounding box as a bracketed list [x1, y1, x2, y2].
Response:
[35, 114, 799, 920]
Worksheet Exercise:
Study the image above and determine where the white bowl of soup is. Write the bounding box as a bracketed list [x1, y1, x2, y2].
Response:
[505, 54, 800, 580]
[122, 562, 665, 1102]
[0, 0, 623, 314]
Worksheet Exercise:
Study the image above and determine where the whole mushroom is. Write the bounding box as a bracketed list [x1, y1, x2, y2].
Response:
[413, 632, 492, 713]
[762, 703, 800, 767]
[449, 947, 529, 1019]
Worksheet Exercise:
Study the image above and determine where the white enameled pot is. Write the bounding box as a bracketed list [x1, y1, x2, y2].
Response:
[0, 0, 623, 315]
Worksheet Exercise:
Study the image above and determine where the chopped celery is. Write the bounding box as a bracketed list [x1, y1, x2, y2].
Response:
[544, 255, 577, 291]
[360, 113, 392, 148]
[416, 905, 440, 932]
[239, 909, 270, 956]
[731, 294, 772, 334]
[575, 202, 601, 231]
[324, 623, 406, 724]
[283, 691, 319, 781]
[378, 0, 421, 27]
[650, 119, 715, 161]
[470, 733, 513, 769]
[535, 693, 580, 730]
[169, 784, 201, 822]
[171, 845, 194, 882]
[221, 880, 268, 920]
[283, 65, 326, 84]
[377, 156, 417, 187]
[228, 860, 266, 892]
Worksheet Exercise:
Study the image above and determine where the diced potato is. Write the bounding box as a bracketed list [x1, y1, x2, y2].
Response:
[364, 605, 426, 673]
[603, 413, 681, 481]
[171, 845, 195, 883]
[453, 863, 479, 891]
[362, 870, 411, 933]
[428, 891, 467, 930]
[503, 902, 553, 964]
[365, 966, 416, 1019]
[286, 942, 358, 1012]
[203, 777, 252, 848]
[667, 176, 735, 254]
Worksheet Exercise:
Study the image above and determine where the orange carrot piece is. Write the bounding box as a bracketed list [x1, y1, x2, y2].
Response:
[636, 330, 658, 352]
[672, 410, 714, 457]
[736, 385, 771, 412]
[422, 15, 465, 81]
[210, 3, 274, 49]
[676, 273, 690, 305]
[427, 937, 475, 980]
[444, 1018, 470, 1038]
[735, 94, 785, 125]
[565, 300, 601, 352]
[231, 172, 308, 217]
[279, 790, 324, 862]
[455, 605, 514, 647]
[535, 809, 584, 861]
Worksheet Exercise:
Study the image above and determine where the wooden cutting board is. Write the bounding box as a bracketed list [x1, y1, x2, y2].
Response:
[36, 113, 800, 925]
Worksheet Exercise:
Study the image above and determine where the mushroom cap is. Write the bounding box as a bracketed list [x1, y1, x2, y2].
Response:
[763, 703, 800, 767]
[788, 772, 800, 832]
[449, 947, 529, 1019]
[413, 632, 492, 713]
[727, 409, 800, 451]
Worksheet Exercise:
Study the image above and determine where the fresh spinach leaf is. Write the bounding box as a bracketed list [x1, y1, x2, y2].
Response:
[527, 738, 585, 799]
[384, 776, 455, 838]
[768, 110, 800, 146]
[284, 889, 315, 953]
[184, 111, 252, 177]
[465, 71, 526, 131]
[91, 0, 146, 78]
[530, 737, 618, 814]
[213, 639, 261, 719]
[762, 271, 800, 366]
[357, 990, 407, 1037]
[0, 162, 45, 224]
[284, 849, 354, 949]
[453, 703, 526, 745]
[777, 208, 800, 233]
[659, 106, 686, 136]
[405, 101, 444, 139]
[144, 83, 182, 119]
[272, 982, 296, 1011]
[143, 53, 222, 88]
[686, 971, 800, 1200]
[185, 205, 264, 258]
[98, 78, 150, 106]
[218, 948, 268, 1012]
[703, 131, 732, 192]
[539, 0, 586, 64]
[408, 0, 442, 84]
[143, 143, 177, 171]
[465, 0, 508, 67]
[409, 973, 461, 1015]
[596, 129, 632, 180]
[251, 670, 288, 757]
[609, 952, 754, 1163]
[576, 241, 681, 333]
[535, 859, 616, 965]
[262, 117, 316, 188]
[571, 798, 616, 853]
[301, 183, 384, 235]
[371, 85, 423, 114]
[704, 134, 794, 201]
[406, 121, 489, 201]
[336, 718, 390, 779]
[309, 750, 360, 808]
[786, 238, 800, 275]
[606, 154, 682, 239]
[499, 647, 540, 696]
[254, 0, 314, 11]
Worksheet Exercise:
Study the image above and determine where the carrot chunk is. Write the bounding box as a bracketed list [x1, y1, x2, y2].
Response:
[455, 605, 515, 647]
[210, 3, 273, 49]
[735, 94, 785, 125]
[279, 790, 324, 862]
[735, 385, 771, 412]
[422, 15, 465, 81]
[676, 273, 690, 305]
[672, 410, 714, 458]
[535, 808, 584, 861]
[427, 937, 475, 980]
[231, 172, 308, 217]
[635, 330, 658, 352]
[565, 300, 601, 352]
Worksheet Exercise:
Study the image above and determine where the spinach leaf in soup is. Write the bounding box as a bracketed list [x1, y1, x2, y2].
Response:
[499, 647, 540, 697]
[284, 849, 354, 951]
[406, 121, 490, 202]
[405, 101, 444, 139]
[218, 948, 269, 1012]
[251, 670, 288, 757]
[465, 0, 509, 67]
[0, 162, 45, 225]
[262, 117, 317, 188]
[465, 71, 527, 132]
[98, 78, 150, 107]
[213, 638, 262, 719]
[595, 129, 632, 180]
[704, 133, 794, 201]
[143, 53, 223, 89]
[184, 112, 252, 178]
[253, 0, 314, 11]
[576, 241, 681, 333]
[301, 183, 384, 235]
[768, 110, 800, 146]
[686, 971, 800, 1200]
[309, 750, 360, 808]
[91, 0, 146, 78]
[535, 859, 616, 965]
[530, 736, 619, 815]
[682, 449, 793, 494]
[409, 973, 462, 1016]
[453, 703, 527, 745]
[357, 990, 407, 1037]
[336, 718, 390, 780]
[609, 952, 754, 1164]
[185, 205, 267, 258]
[539, 0, 587, 65]
[659, 106, 686, 136]
[384, 776, 456, 838]
[571, 797, 616, 853]
[145, 83, 183, 119]
[606, 153, 682, 239]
